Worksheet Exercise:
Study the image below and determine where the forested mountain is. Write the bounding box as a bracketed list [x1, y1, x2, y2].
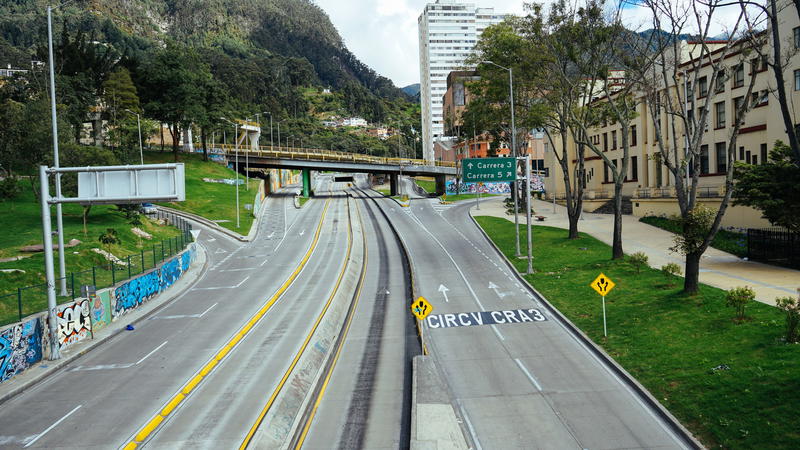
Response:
[0, 0, 421, 167]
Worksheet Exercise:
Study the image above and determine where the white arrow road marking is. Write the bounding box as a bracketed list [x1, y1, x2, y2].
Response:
[488, 282, 508, 298]
[267, 232, 275, 239]
[24, 405, 82, 448]
[438, 284, 450, 303]
[214, 248, 226, 254]
[299, 229, 306, 236]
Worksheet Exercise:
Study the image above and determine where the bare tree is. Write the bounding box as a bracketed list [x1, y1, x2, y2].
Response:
[637, 0, 766, 293]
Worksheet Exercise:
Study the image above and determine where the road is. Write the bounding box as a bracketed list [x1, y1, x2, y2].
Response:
[0, 172, 693, 449]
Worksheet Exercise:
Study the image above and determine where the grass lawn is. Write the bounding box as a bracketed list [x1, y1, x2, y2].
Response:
[414, 178, 436, 193]
[0, 178, 183, 326]
[298, 197, 311, 207]
[376, 188, 391, 196]
[640, 216, 748, 258]
[475, 216, 800, 449]
[441, 193, 500, 202]
[144, 151, 255, 233]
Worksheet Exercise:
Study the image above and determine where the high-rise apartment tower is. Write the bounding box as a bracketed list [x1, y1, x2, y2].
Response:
[418, 0, 506, 162]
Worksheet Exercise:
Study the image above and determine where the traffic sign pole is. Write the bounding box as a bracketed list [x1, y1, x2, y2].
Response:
[602, 295, 607, 337]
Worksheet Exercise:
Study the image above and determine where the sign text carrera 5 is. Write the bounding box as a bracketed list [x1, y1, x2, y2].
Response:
[462, 157, 516, 183]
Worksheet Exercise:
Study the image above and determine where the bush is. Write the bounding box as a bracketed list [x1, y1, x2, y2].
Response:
[628, 252, 649, 274]
[0, 177, 21, 200]
[775, 292, 800, 343]
[726, 286, 755, 321]
[98, 228, 120, 247]
[661, 263, 682, 286]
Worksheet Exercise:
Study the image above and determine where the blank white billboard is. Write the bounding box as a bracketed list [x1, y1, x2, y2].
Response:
[76, 164, 185, 204]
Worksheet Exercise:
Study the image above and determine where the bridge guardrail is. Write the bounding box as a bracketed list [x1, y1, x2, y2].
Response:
[217, 144, 456, 168]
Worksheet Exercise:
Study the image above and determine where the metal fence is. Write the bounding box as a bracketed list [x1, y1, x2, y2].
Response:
[747, 227, 799, 269]
[0, 210, 193, 327]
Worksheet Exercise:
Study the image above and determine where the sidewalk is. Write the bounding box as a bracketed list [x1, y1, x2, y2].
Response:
[470, 196, 800, 306]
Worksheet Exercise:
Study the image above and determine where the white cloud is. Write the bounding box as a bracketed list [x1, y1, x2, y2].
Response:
[313, 0, 756, 88]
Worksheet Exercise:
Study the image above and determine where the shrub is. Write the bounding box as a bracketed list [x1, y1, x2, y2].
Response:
[725, 286, 755, 321]
[0, 177, 21, 200]
[98, 228, 120, 247]
[775, 292, 800, 343]
[628, 252, 649, 274]
[661, 263, 682, 286]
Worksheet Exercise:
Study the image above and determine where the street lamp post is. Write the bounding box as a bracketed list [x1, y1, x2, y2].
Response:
[47, 3, 77, 297]
[221, 117, 240, 229]
[125, 109, 144, 164]
[482, 60, 520, 257]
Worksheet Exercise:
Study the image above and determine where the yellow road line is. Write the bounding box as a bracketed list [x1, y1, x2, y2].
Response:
[294, 198, 369, 449]
[123, 198, 332, 449]
[239, 195, 354, 449]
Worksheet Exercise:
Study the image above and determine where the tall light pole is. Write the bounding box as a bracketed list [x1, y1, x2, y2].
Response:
[482, 60, 520, 257]
[125, 109, 144, 164]
[221, 117, 240, 229]
[48, 1, 76, 297]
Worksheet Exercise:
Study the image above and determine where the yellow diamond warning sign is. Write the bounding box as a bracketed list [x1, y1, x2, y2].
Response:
[411, 297, 433, 320]
[590, 273, 616, 296]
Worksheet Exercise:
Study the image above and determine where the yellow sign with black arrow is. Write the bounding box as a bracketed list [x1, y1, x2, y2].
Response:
[411, 296, 433, 321]
[590, 273, 616, 296]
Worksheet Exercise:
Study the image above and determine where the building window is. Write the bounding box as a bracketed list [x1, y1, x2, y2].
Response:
[739, 146, 745, 160]
[700, 145, 710, 174]
[631, 125, 637, 146]
[752, 90, 769, 107]
[795, 69, 800, 91]
[715, 70, 726, 93]
[631, 155, 638, 181]
[761, 143, 768, 163]
[716, 142, 727, 173]
[603, 133, 608, 151]
[795, 27, 800, 49]
[604, 161, 609, 182]
[715, 101, 726, 128]
[687, 108, 695, 129]
[733, 64, 744, 88]
[733, 97, 744, 126]
[612, 130, 617, 149]
[698, 76, 708, 97]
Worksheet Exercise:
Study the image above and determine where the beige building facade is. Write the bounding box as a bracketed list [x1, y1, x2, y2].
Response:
[545, 6, 800, 229]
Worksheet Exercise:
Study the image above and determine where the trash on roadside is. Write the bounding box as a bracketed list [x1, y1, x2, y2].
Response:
[126, 325, 135, 331]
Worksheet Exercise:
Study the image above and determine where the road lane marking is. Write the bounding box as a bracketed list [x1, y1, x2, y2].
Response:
[24, 405, 82, 448]
[514, 358, 543, 391]
[135, 341, 168, 365]
[220, 268, 256, 272]
[198, 303, 218, 318]
[241, 196, 354, 449]
[293, 198, 368, 449]
[234, 275, 250, 288]
[456, 399, 483, 450]
[124, 199, 333, 449]
[68, 364, 132, 372]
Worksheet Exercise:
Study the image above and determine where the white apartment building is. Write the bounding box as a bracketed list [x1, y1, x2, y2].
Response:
[418, 0, 506, 162]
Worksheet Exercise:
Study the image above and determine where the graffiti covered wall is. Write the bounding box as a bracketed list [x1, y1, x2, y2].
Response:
[92, 291, 113, 332]
[57, 299, 92, 349]
[446, 181, 512, 195]
[113, 244, 196, 318]
[0, 316, 44, 382]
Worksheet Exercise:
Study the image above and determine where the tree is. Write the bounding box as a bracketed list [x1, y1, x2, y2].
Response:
[733, 141, 800, 233]
[636, 0, 766, 294]
[138, 42, 210, 161]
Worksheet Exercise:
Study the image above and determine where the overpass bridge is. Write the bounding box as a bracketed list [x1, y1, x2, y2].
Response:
[221, 145, 457, 196]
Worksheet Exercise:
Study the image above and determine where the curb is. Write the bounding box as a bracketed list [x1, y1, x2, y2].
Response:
[467, 211, 704, 450]
[157, 192, 267, 243]
[0, 242, 209, 406]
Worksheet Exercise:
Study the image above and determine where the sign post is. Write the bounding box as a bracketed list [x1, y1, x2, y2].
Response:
[590, 273, 616, 337]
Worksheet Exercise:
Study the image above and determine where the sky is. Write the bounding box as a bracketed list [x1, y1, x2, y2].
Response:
[312, 0, 750, 89]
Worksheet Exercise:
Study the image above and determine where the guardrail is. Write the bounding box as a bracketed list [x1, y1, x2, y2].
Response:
[218, 144, 456, 168]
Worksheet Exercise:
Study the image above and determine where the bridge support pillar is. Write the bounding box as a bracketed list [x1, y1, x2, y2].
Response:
[302, 169, 311, 197]
[435, 175, 447, 196]
[389, 174, 399, 196]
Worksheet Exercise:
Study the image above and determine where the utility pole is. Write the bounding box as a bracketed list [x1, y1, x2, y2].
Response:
[221, 118, 240, 229]
[125, 109, 144, 164]
[47, 4, 69, 296]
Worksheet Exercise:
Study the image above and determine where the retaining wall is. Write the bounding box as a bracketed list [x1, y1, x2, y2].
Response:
[0, 244, 197, 384]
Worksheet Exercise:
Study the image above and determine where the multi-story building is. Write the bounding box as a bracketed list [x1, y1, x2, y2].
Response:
[545, 9, 800, 229]
[418, 0, 506, 162]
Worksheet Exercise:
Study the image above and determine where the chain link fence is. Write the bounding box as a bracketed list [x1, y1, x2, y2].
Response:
[0, 210, 194, 327]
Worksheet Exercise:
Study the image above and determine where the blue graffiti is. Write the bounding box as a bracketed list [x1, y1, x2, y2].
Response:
[181, 250, 192, 272]
[0, 317, 43, 383]
[160, 258, 181, 290]
[114, 270, 161, 314]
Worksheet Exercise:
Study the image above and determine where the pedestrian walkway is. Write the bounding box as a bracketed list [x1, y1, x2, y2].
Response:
[470, 196, 800, 306]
